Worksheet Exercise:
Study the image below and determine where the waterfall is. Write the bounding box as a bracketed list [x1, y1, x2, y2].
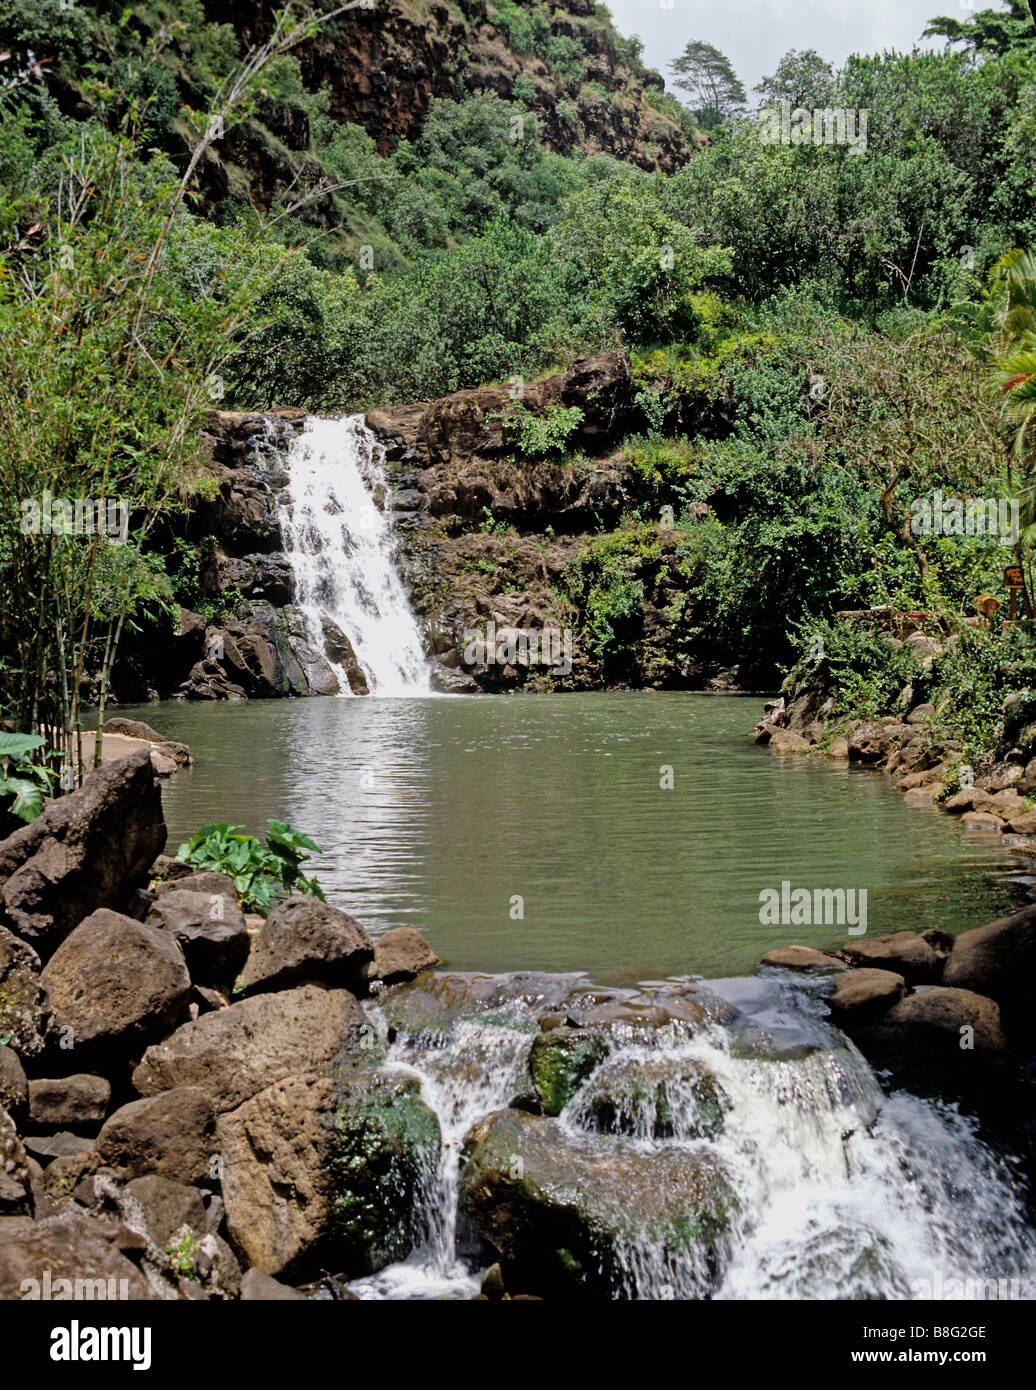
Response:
[279, 415, 430, 696]
[347, 981, 1036, 1302]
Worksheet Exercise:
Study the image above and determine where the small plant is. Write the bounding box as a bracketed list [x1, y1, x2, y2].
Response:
[0, 732, 54, 825]
[176, 819, 326, 912]
[500, 400, 585, 458]
[166, 1227, 201, 1279]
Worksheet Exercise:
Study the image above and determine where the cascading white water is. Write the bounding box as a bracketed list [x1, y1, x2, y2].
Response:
[347, 985, 1036, 1302]
[279, 415, 430, 696]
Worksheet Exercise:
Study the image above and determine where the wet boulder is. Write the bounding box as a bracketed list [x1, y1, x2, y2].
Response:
[571, 1054, 726, 1140]
[459, 1108, 735, 1298]
[527, 1028, 608, 1116]
[0, 748, 165, 950]
[851, 987, 1009, 1094]
[826, 969, 906, 1026]
[942, 903, 1036, 1026]
[219, 1067, 440, 1279]
[761, 946, 848, 972]
[236, 895, 373, 995]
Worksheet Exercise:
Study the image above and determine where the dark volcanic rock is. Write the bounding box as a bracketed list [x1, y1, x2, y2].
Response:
[40, 909, 191, 1053]
[131, 984, 370, 1113]
[236, 895, 373, 995]
[146, 889, 250, 983]
[0, 749, 165, 950]
[0, 1209, 157, 1300]
[0, 925, 48, 1056]
[97, 1087, 216, 1184]
[28, 1074, 111, 1130]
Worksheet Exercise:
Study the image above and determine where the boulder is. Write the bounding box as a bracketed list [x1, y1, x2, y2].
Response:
[527, 1028, 608, 1116]
[131, 984, 370, 1114]
[40, 909, 191, 1053]
[153, 872, 238, 902]
[0, 1209, 157, 1300]
[852, 987, 1009, 1092]
[23, 1132, 95, 1163]
[0, 749, 165, 949]
[571, 1055, 725, 1140]
[0, 1045, 27, 1117]
[942, 904, 1036, 1022]
[826, 969, 906, 1025]
[123, 1174, 208, 1250]
[28, 1074, 111, 1130]
[367, 928, 440, 987]
[149, 856, 196, 884]
[960, 810, 1005, 832]
[97, 1087, 216, 1184]
[236, 896, 373, 995]
[146, 890, 250, 983]
[219, 1068, 440, 1278]
[848, 722, 890, 763]
[769, 730, 809, 752]
[0, 926, 47, 1056]
[760, 945, 847, 971]
[839, 931, 943, 984]
[459, 1108, 735, 1298]
[240, 1267, 308, 1301]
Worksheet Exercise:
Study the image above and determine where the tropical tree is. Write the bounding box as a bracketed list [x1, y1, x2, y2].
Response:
[669, 40, 746, 129]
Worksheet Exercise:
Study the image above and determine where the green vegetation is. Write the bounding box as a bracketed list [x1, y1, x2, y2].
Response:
[1, 1, 1036, 761]
[175, 819, 326, 912]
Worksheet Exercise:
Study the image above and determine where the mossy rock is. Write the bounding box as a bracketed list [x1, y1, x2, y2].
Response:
[573, 1055, 726, 1140]
[459, 1108, 735, 1298]
[330, 1069, 441, 1275]
[527, 1027, 609, 1115]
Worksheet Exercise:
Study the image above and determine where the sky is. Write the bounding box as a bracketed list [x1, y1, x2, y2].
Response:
[603, 0, 956, 100]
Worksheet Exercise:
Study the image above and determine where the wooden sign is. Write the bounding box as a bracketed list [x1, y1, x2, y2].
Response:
[1004, 566, 1025, 589]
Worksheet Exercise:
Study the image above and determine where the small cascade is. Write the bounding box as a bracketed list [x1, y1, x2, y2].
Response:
[348, 1017, 536, 1300]
[348, 979, 1036, 1302]
[279, 415, 430, 696]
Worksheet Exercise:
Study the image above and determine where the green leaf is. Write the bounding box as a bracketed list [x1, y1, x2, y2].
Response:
[0, 733, 46, 759]
[0, 775, 44, 823]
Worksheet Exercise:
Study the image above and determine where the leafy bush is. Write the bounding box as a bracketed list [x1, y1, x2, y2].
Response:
[503, 401, 585, 458]
[175, 820, 326, 912]
[0, 732, 52, 826]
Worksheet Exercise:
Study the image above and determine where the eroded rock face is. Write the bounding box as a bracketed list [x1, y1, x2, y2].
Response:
[40, 910, 191, 1054]
[0, 750, 165, 950]
[528, 1028, 608, 1117]
[572, 1055, 726, 1141]
[131, 984, 370, 1113]
[460, 1108, 735, 1298]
